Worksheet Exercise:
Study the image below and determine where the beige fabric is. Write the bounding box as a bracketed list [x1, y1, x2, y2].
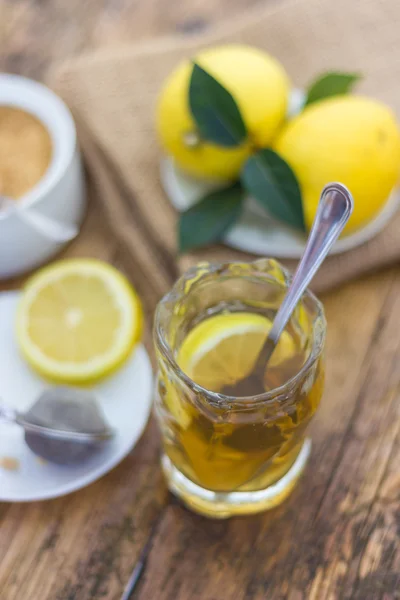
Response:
[54, 0, 400, 294]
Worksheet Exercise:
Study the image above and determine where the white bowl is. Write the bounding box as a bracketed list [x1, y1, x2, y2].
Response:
[0, 74, 86, 279]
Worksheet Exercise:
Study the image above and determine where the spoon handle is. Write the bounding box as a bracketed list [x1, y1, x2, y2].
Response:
[0, 195, 78, 244]
[16, 209, 78, 244]
[0, 398, 114, 442]
[0, 399, 18, 424]
[268, 182, 353, 345]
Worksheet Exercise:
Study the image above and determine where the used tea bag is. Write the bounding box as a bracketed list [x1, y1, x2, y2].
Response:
[24, 387, 111, 465]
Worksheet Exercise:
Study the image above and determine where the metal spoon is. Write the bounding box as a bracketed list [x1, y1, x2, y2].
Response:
[220, 182, 354, 397]
[0, 195, 78, 243]
[0, 387, 115, 465]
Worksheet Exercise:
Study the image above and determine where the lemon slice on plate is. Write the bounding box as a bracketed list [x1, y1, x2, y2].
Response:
[16, 259, 143, 384]
[177, 312, 295, 393]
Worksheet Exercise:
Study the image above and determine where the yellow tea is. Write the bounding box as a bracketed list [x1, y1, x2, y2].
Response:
[154, 260, 326, 517]
[157, 311, 324, 493]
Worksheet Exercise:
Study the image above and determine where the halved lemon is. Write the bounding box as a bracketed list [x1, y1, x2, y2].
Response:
[177, 312, 296, 392]
[16, 259, 143, 384]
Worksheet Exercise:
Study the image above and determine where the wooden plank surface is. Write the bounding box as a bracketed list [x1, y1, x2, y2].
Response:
[1, 1, 400, 599]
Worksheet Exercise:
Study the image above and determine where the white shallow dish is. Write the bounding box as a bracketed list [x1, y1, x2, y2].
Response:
[0, 74, 86, 279]
[0, 291, 153, 502]
[161, 157, 400, 259]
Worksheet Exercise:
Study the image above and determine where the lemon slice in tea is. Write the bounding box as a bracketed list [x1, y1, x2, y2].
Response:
[177, 312, 296, 393]
[16, 259, 143, 384]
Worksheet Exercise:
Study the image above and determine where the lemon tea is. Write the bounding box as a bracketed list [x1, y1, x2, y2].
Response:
[154, 260, 325, 517]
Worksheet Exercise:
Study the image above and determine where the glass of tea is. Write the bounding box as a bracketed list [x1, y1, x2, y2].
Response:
[153, 259, 326, 518]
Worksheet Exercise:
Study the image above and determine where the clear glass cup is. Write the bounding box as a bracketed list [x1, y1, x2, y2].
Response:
[153, 259, 326, 518]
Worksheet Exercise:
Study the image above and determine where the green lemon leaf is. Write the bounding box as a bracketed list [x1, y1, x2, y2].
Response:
[178, 182, 244, 253]
[305, 71, 362, 107]
[241, 149, 305, 231]
[189, 63, 247, 147]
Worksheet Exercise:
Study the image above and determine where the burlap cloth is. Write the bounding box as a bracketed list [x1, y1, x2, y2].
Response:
[53, 0, 400, 299]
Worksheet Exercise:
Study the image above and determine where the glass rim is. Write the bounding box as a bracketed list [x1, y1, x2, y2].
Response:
[154, 260, 326, 407]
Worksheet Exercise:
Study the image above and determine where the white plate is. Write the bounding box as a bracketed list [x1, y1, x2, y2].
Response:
[160, 86, 400, 259]
[161, 156, 400, 259]
[0, 291, 153, 502]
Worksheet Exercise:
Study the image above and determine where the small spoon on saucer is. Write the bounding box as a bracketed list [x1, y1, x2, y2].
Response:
[0, 195, 78, 244]
[220, 182, 354, 397]
[0, 387, 115, 465]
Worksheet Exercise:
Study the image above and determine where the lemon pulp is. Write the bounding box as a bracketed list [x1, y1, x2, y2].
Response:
[177, 312, 296, 392]
[163, 312, 298, 429]
[16, 259, 143, 383]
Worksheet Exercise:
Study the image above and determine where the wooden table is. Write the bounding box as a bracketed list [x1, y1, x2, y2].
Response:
[1, 2, 400, 598]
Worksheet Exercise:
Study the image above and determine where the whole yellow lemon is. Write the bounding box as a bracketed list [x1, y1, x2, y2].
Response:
[156, 44, 290, 181]
[274, 96, 400, 233]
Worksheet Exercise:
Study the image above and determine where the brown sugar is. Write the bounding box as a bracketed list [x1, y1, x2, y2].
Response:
[0, 106, 52, 199]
